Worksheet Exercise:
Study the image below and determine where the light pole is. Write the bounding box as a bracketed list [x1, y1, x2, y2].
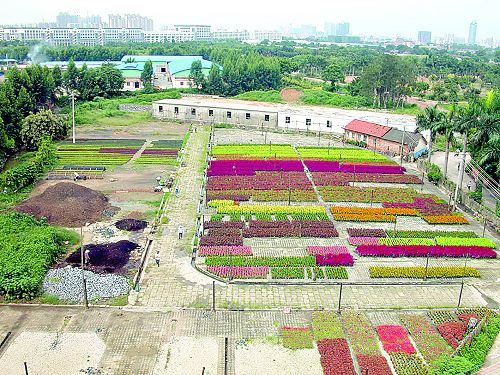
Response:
[453, 151, 466, 210]
[400, 125, 406, 166]
[72, 92, 76, 144]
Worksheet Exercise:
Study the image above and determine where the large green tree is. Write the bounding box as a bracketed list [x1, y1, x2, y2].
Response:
[189, 60, 205, 90]
[416, 105, 444, 164]
[20, 110, 68, 147]
[322, 63, 345, 91]
[140, 60, 154, 93]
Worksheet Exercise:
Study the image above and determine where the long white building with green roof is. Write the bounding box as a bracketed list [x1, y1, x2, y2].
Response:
[116, 55, 215, 90]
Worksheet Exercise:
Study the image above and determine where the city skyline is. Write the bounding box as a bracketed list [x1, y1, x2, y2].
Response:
[1, 0, 499, 41]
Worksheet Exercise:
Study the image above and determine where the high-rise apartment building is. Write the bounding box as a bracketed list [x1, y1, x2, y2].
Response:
[468, 20, 477, 45]
[418, 31, 432, 44]
[335, 23, 350, 36]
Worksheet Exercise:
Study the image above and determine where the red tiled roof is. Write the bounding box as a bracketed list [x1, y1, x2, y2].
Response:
[345, 119, 391, 138]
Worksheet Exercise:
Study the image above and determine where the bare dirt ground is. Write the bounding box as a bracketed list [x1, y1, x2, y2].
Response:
[76, 121, 189, 140]
[280, 88, 304, 103]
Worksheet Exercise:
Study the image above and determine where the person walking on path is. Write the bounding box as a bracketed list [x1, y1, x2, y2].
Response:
[175, 186, 180, 197]
[154, 251, 161, 267]
[467, 181, 472, 191]
[84, 248, 91, 265]
[178, 225, 184, 240]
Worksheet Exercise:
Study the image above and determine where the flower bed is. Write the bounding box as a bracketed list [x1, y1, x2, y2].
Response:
[199, 235, 244, 246]
[208, 159, 304, 176]
[400, 314, 452, 364]
[324, 267, 348, 279]
[311, 172, 422, 185]
[307, 246, 349, 255]
[386, 230, 478, 238]
[206, 266, 269, 278]
[321, 186, 429, 203]
[369, 266, 480, 278]
[297, 146, 390, 162]
[281, 326, 314, 349]
[356, 245, 497, 258]
[207, 172, 312, 190]
[271, 267, 305, 279]
[376, 325, 416, 354]
[198, 246, 253, 256]
[348, 237, 380, 246]
[378, 238, 436, 246]
[312, 311, 344, 340]
[317, 338, 356, 375]
[212, 144, 298, 159]
[347, 228, 387, 237]
[316, 253, 354, 266]
[437, 321, 467, 349]
[334, 213, 396, 222]
[422, 215, 469, 224]
[207, 194, 251, 202]
[342, 311, 392, 374]
[389, 353, 429, 375]
[384, 197, 452, 216]
[243, 220, 339, 238]
[217, 204, 326, 215]
[331, 206, 419, 216]
[203, 221, 245, 229]
[208, 199, 235, 208]
[435, 237, 496, 248]
[205, 256, 316, 267]
[305, 161, 404, 173]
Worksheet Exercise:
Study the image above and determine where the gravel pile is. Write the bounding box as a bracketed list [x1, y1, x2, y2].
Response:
[17, 182, 118, 227]
[43, 266, 130, 302]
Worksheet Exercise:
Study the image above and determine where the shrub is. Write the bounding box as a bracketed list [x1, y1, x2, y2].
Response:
[427, 162, 443, 183]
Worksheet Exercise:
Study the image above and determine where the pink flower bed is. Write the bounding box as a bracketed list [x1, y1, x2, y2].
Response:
[198, 246, 253, 256]
[384, 197, 451, 216]
[316, 253, 354, 266]
[307, 246, 349, 255]
[207, 266, 269, 278]
[347, 228, 387, 237]
[199, 235, 243, 246]
[348, 237, 380, 246]
[207, 172, 312, 190]
[317, 338, 356, 375]
[355, 245, 497, 258]
[208, 159, 304, 176]
[305, 161, 404, 174]
[376, 325, 416, 354]
[356, 355, 392, 375]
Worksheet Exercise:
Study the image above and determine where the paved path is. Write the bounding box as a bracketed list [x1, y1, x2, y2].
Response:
[135, 126, 490, 311]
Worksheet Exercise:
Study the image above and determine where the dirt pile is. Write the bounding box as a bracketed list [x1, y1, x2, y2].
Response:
[115, 218, 148, 231]
[280, 88, 304, 103]
[17, 182, 118, 227]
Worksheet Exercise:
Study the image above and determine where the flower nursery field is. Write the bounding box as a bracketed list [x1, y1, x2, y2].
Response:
[198, 141, 498, 282]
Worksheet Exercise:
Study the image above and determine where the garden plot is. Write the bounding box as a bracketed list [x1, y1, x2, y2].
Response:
[0, 331, 105, 375]
[235, 341, 323, 375]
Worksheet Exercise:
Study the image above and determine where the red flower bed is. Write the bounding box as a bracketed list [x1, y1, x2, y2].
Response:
[203, 221, 244, 229]
[355, 245, 496, 258]
[317, 338, 356, 375]
[458, 313, 480, 326]
[316, 253, 354, 266]
[199, 235, 243, 246]
[376, 325, 416, 354]
[437, 321, 467, 349]
[357, 355, 392, 375]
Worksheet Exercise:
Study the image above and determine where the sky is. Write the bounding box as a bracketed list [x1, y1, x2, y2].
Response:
[1, 0, 499, 40]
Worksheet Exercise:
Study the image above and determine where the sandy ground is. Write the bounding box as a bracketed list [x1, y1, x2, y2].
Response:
[155, 336, 219, 375]
[235, 341, 323, 375]
[0, 332, 105, 375]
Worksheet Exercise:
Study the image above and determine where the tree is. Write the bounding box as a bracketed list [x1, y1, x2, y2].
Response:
[51, 65, 63, 94]
[359, 54, 415, 108]
[140, 60, 154, 93]
[205, 64, 224, 95]
[434, 105, 458, 178]
[416, 105, 444, 164]
[322, 63, 345, 91]
[63, 59, 79, 93]
[20, 110, 68, 147]
[189, 60, 205, 90]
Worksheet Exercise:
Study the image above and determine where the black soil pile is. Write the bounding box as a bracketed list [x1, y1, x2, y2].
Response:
[16, 182, 117, 227]
[66, 240, 138, 273]
[115, 218, 148, 231]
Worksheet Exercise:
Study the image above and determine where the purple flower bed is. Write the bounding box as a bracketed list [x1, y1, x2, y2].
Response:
[355, 245, 497, 258]
[199, 235, 244, 246]
[142, 149, 178, 155]
[305, 161, 404, 174]
[316, 253, 355, 266]
[384, 197, 451, 216]
[301, 227, 339, 237]
[243, 220, 338, 238]
[98, 148, 138, 154]
[348, 237, 380, 246]
[347, 228, 387, 237]
[207, 228, 242, 237]
[198, 246, 253, 256]
[207, 172, 312, 190]
[207, 265, 269, 278]
[307, 246, 349, 255]
[208, 159, 304, 176]
[203, 221, 245, 229]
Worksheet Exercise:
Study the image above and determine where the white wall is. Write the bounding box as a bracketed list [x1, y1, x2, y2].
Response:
[277, 112, 344, 134]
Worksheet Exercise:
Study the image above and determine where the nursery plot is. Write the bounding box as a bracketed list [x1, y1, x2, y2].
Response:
[135, 139, 183, 165]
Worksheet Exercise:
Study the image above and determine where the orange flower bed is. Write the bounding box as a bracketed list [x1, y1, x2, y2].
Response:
[422, 215, 469, 224]
[334, 213, 396, 222]
[330, 206, 418, 216]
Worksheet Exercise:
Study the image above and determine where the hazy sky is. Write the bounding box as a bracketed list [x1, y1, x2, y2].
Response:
[2, 0, 499, 40]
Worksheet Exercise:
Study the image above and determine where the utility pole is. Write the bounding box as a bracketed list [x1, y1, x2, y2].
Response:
[400, 125, 405, 166]
[72, 92, 76, 144]
[453, 152, 466, 210]
[80, 226, 88, 308]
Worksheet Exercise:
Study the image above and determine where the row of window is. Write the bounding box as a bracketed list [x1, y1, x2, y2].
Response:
[284, 117, 332, 128]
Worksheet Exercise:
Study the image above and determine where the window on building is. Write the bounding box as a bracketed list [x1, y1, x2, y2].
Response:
[209, 109, 214, 117]
[191, 108, 196, 116]
[160, 67, 166, 73]
[227, 111, 232, 119]
[174, 107, 179, 114]
[180, 81, 184, 86]
[159, 105, 163, 112]
[264, 115, 270, 122]
[285, 116, 291, 124]
[126, 82, 130, 86]
[246, 113, 251, 120]
[134, 82, 140, 88]
[326, 120, 332, 128]
[363, 135, 367, 142]
[306, 118, 311, 126]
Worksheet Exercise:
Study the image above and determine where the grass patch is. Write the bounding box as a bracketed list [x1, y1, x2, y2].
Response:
[106, 294, 129, 306]
[234, 90, 284, 103]
[281, 327, 314, 349]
